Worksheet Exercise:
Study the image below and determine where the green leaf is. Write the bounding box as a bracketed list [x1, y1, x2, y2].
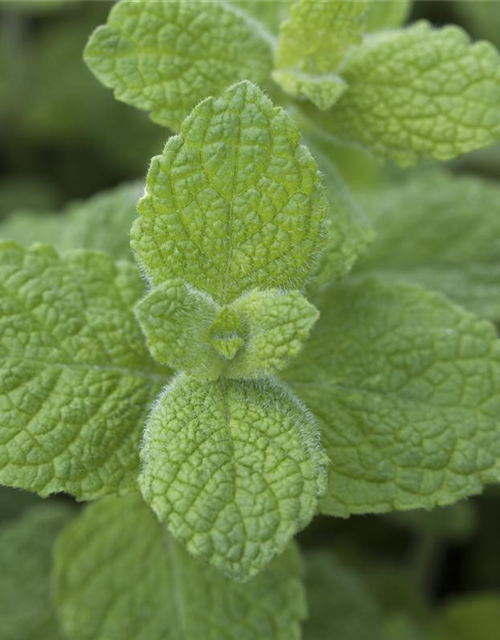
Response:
[0, 243, 170, 499]
[356, 170, 500, 324]
[282, 279, 500, 517]
[328, 21, 500, 165]
[0, 183, 141, 261]
[140, 374, 327, 579]
[131, 81, 327, 304]
[366, 1, 412, 33]
[276, 0, 368, 72]
[231, 0, 293, 32]
[431, 594, 500, 640]
[84, 0, 273, 130]
[136, 283, 318, 379]
[272, 69, 348, 111]
[54, 494, 307, 640]
[0, 504, 74, 640]
[305, 551, 385, 640]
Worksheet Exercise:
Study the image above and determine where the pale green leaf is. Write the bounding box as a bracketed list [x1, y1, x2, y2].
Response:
[282, 279, 500, 517]
[140, 374, 327, 579]
[231, 0, 293, 32]
[131, 81, 327, 303]
[0, 182, 141, 261]
[84, 0, 273, 130]
[276, 0, 368, 72]
[272, 68, 347, 110]
[136, 283, 318, 380]
[305, 551, 385, 640]
[0, 243, 170, 499]
[356, 170, 500, 324]
[54, 494, 307, 640]
[328, 21, 500, 165]
[366, 1, 412, 33]
[0, 504, 74, 640]
[431, 594, 500, 640]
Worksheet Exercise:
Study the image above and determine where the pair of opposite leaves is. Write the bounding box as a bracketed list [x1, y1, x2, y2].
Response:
[84, 0, 500, 166]
[2, 80, 500, 584]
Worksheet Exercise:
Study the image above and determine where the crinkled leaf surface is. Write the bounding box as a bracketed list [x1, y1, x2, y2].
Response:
[132, 81, 327, 303]
[328, 21, 500, 165]
[272, 69, 348, 111]
[356, 170, 500, 324]
[305, 551, 385, 640]
[430, 594, 500, 640]
[0, 504, 74, 640]
[366, 0, 412, 32]
[0, 243, 170, 499]
[0, 182, 141, 261]
[54, 494, 307, 640]
[276, 0, 368, 72]
[282, 279, 500, 517]
[140, 374, 327, 579]
[84, 0, 273, 130]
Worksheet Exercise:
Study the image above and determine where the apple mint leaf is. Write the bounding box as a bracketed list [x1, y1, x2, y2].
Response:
[356, 170, 500, 324]
[273, 0, 367, 109]
[84, 0, 273, 130]
[0, 504, 74, 640]
[366, 1, 412, 32]
[231, 0, 293, 32]
[273, 69, 348, 111]
[431, 594, 500, 640]
[329, 21, 500, 165]
[131, 81, 327, 303]
[282, 279, 500, 517]
[140, 374, 327, 579]
[135, 279, 221, 379]
[54, 494, 307, 640]
[0, 243, 170, 499]
[305, 551, 385, 640]
[136, 283, 318, 380]
[0, 182, 141, 261]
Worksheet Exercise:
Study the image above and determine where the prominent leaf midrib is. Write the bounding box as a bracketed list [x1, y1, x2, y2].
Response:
[4, 356, 169, 384]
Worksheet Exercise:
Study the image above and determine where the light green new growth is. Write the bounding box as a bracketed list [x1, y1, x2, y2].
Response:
[273, 0, 367, 109]
[54, 494, 307, 640]
[84, 0, 273, 130]
[131, 81, 327, 303]
[282, 279, 500, 517]
[356, 170, 500, 325]
[328, 21, 500, 165]
[366, 0, 412, 32]
[140, 374, 327, 579]
[0, 243, 170, 499]
[0, 505, 73, 640]
[136, 283, 319, 380]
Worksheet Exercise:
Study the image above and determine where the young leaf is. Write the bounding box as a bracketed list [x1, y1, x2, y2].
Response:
[273, 0, 367, 109]
[131, 81, 327, 303]
[54, 494, 307, 640]
[356, 170, 500, 324]
[0, 504, 74, 640]
[84, 0, 273, 130]
[282, 279, 500, 517]
[0, 243, 170, 499]
[140, 374, 327, 579]
[366, 0, 412, 33]
[327, 21, 500, 165]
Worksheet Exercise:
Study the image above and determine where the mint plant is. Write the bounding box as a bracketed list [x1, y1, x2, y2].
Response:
[1, 1, 500, 638]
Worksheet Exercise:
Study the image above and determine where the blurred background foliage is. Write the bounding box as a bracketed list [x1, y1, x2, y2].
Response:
[0, 1, 500, 639]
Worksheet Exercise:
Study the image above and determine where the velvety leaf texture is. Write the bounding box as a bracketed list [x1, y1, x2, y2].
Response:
[329, 21, 500, 165]
[131, 80, 327, 303]
[140, 374, 327, 579]
[54, 494, 307, 640]
[0, 504, 73, 640]
[282, 279, 500, 517]
[84, 0, 273, 130]
[0, 243, 170, 499]
[356, 170, 500, 324]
